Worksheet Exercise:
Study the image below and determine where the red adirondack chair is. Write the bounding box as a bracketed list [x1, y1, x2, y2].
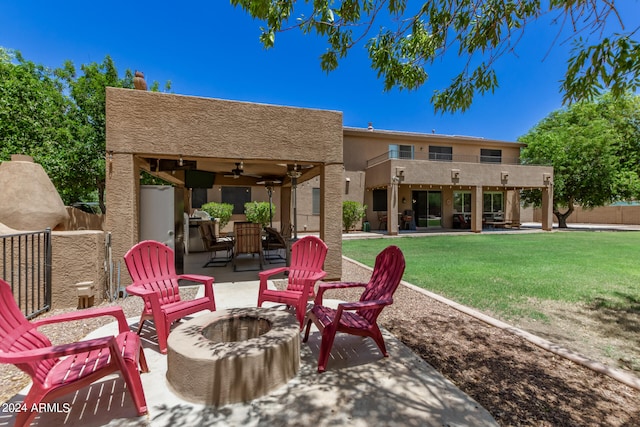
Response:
[124, 240, 216, 354]
[0, 279, 148, 427]
[257, 235, 328, 328]
[303, 245, 405, 372]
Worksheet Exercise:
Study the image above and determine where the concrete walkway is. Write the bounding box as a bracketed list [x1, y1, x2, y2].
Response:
[1, 281, 497, 427]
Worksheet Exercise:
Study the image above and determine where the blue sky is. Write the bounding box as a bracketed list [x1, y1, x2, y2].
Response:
[1, 1, 638, 142]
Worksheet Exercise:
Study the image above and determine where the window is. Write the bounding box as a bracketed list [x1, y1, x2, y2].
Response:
[312, 188, 320, 215]
[483, 192, 504, 218]
[389, 144, 414, 160]
[373, 189, 388, 211]
[453, 192, 471, 214]
[481, 149, 502, 163]
[429, 146, 452, 161]
[221, 186, 251, 214]
[191, 188, 208, 209]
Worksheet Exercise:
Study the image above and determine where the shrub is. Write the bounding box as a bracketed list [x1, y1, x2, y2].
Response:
[244, 201, 275, 228]
[200, 202, 234, 229]
[342, 201, 367, 232]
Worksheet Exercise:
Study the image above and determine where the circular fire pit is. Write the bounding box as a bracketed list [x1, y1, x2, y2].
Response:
[166, 307, 300, 406]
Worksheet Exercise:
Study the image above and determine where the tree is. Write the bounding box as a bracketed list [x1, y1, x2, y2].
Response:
[244, 201, 275, 228]
[55, 56, 136, 213]
[0, 49, 171, 212]
[0, 48, 81, 201]
[520, 93, 640, 227]
[231, 1, 639, 113]
[342, 200, 367, 232]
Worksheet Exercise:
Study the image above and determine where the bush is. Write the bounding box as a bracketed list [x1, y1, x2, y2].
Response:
[200, 202, 234, 229]
[342, 201, 367, 232]
[244, 201, 275, 228]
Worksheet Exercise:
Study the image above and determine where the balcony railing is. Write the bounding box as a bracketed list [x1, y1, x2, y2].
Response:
[367, 151, 544, 168]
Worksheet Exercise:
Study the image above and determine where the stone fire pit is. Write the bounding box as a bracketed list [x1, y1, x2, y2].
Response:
[166, 307, 300, 406]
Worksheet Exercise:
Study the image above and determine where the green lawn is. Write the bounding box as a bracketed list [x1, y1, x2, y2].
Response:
[342, 232, 640, 320]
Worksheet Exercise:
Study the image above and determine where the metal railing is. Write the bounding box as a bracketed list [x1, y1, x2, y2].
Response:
[0, 228, 52, 319]
[367, 151, 534, 168]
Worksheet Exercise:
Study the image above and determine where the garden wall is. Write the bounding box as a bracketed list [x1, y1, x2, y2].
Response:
[51, 230, 106, 309]
[532, 205, 640, 225]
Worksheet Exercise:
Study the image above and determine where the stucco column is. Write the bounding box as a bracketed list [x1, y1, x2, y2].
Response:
[471, 186, 483, 233]
[320, 163, 343, 280]
[105, 153, 140, 285]
[541, 184, 554, 231]
[506, 190, 521, 223]
[387, 180, 399, 236]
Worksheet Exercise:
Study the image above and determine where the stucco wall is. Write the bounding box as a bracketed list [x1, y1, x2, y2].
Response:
[59, 207, 104, 231]
[51, 231, 106, 309]
[343, 128, 525, 171]
[532, 205, 640, 225]
[106, 88, 343, 164]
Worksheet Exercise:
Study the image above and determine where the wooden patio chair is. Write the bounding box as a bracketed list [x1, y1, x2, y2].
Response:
[124, 240, 216, 354]
[232, 222, 264, 272]
[262, 226, 288, 263]
[303, 245, 405, 372]
[257, 236, 328, 328]
[199, 220, 233, 267]
[377, 211, 388, 230]
[0, 278, 148, 427]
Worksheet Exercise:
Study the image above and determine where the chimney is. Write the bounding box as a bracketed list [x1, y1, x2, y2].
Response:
[133, 71, 147, 90]
[367, 122, 373, 131]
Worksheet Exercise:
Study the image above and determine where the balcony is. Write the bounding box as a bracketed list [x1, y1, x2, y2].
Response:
[365, 151, 553, 190]
[367, 150, 528, 168]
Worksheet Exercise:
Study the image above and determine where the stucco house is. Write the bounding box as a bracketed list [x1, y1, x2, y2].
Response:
[105, 87, 554, 281]
[306, 126, 554, 234]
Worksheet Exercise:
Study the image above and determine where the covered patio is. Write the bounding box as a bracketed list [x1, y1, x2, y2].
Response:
[105, 87, 345, 282]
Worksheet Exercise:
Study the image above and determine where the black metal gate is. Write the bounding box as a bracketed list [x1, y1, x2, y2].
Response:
[0, 228, 52, 319]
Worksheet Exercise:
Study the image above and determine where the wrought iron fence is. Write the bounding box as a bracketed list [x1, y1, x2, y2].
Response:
[0, 228, 52, 319]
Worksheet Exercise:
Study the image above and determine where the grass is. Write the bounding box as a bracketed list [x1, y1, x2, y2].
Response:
[342, 231, 640, 320]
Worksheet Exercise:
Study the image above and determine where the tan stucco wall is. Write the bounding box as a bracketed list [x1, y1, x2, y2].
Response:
[532, 205, 640, 225]
[106, 88, 344, 280]
[0, 157, 69, 231]
[343, 128, 525, 172]
[106, 88, 343, 162]
[51, 231, 106, 309]
[59, 207, 104, 231]
[105, 153, 140, 283]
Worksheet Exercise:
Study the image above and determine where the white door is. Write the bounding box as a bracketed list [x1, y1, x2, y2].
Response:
[140, 185, 175, 249]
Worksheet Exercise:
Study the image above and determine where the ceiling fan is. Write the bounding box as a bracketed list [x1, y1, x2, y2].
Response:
[224, 162, 261, 179]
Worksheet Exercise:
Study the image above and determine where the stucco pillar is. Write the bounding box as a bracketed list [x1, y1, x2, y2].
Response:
[320, 163, 342, 280]
[105, 153, 140, 285]
[506, 190, 521, 223]
[541, 185, 554, 231]
[387, 180, 399, 236]
[471, 186, 483, 233]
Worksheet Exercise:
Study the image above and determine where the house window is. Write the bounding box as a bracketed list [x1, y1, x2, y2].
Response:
[389, 144, 414, 160]
[453, 192, 472, 214]
[191, 188, 208, 209]
[481, 149, 502, 163]
[372, 189, 387, 211]
[483, 192, 504, 219]
[312, 188, 320, 215]
[429, 146, 452, 161]
[221, 186, 251, 214]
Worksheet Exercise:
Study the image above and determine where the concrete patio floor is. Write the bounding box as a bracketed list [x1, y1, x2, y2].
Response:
[1, 254, 498, 427]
